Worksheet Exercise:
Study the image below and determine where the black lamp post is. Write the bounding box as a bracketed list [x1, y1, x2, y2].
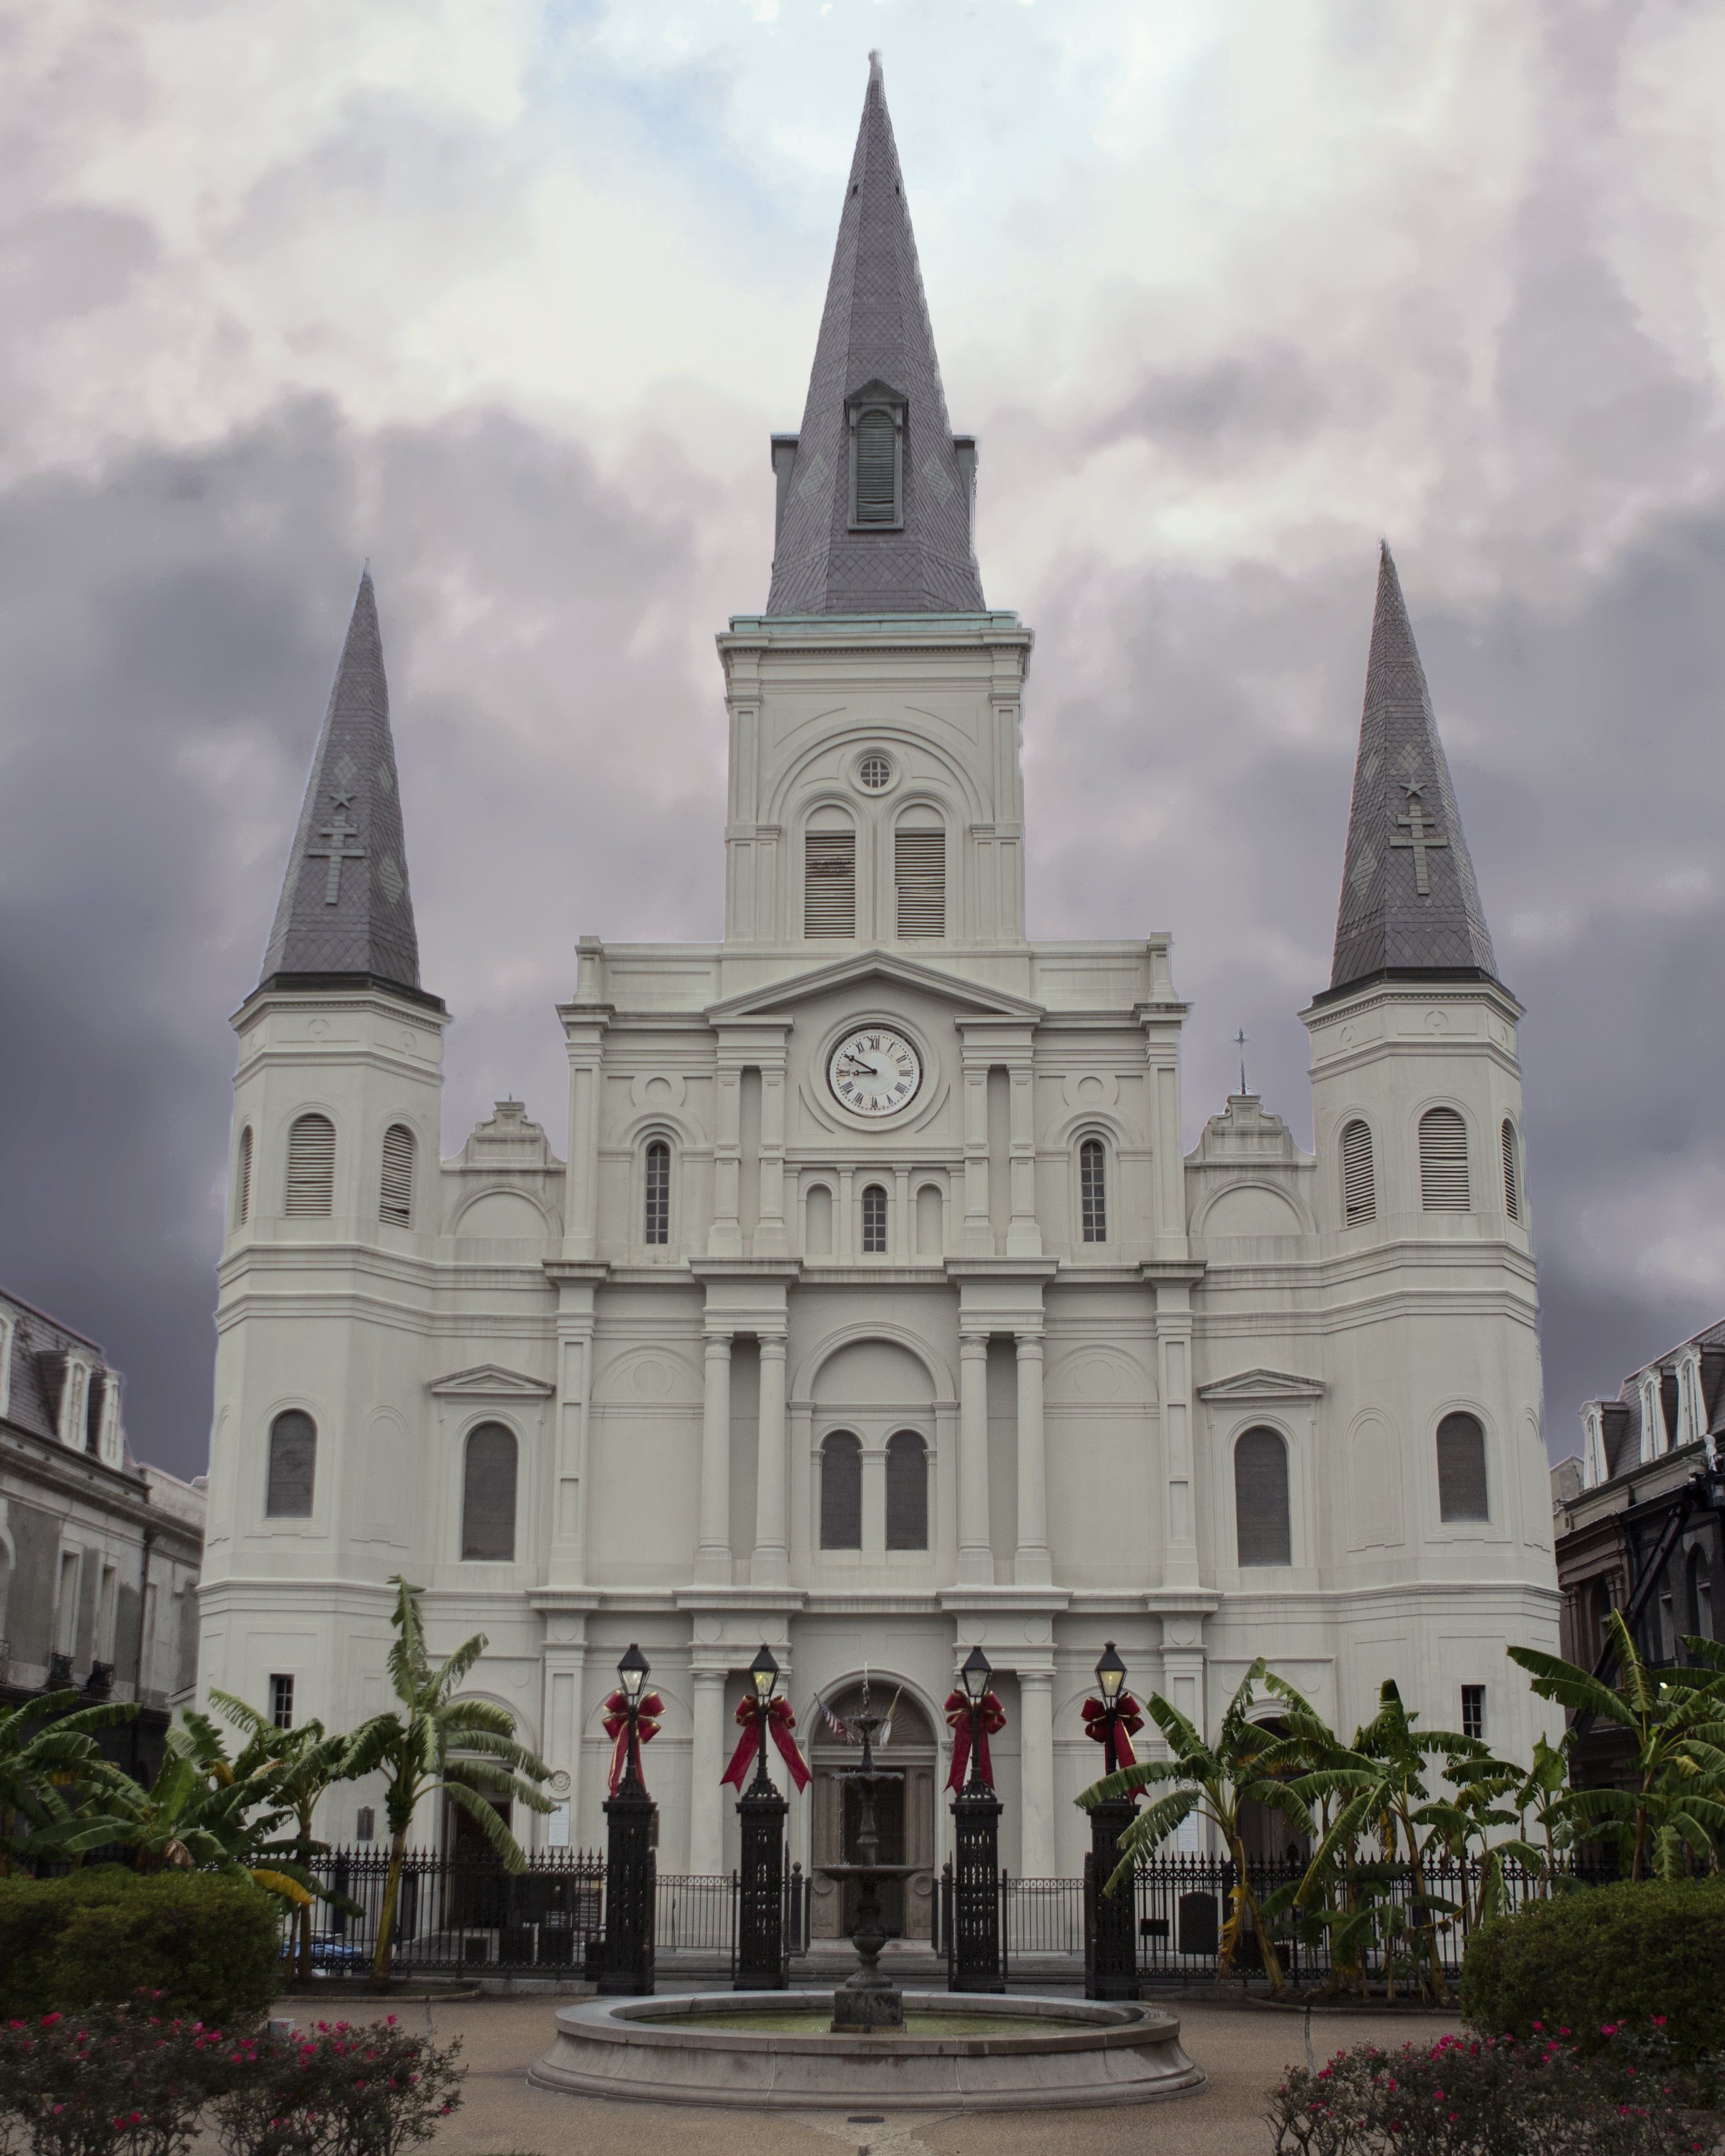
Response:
[600, 1643, 656, 1995]
[949, 1645, 1004, 1993]
[735, 1644, 790, 1990]
[1085, 1640, 1139, 2000]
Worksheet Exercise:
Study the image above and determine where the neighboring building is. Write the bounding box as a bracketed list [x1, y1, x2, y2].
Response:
[1552, 1318, 1725, 1784]
[198, 58, 1559, 1912]
[0, 1287, 205, 1779]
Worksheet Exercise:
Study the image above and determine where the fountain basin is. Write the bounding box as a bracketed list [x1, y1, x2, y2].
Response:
[529, 1989, 1205, 2111]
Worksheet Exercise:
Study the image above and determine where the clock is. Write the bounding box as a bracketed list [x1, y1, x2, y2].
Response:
[828, 1026, 922, 1117]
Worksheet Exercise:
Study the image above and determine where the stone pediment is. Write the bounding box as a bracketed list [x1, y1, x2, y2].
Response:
[429, 1364, 556, 1400]
[706, 951, 1042, 1024]
[1196, 1367, 1326, 1403]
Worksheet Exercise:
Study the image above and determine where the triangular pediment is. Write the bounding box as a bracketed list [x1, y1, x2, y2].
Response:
[430, 1364, 556, 1400]
[1196, 1367, 1326, 1403]
[847, 376, 907, 409]
[706, 950, 1043, 1024]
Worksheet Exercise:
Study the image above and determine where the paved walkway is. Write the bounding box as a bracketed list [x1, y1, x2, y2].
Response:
[350, 1993, 1461, 2156]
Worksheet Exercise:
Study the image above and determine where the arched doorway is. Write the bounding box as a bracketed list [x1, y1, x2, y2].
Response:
[808, 1682, 936, 1941]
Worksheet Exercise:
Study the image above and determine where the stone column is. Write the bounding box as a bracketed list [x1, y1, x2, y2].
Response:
[1014, 1334, 1051, 1587]
[958, 1332, 994, 1584]
[1017, 1668, 1056, 1878]
[752, 1335, 789, 1587]
[696, 1333, 733, 1583]
[689, 1667, 728, 1876]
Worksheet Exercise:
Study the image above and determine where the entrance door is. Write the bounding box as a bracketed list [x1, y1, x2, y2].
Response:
[448, 1797, 512, 1930]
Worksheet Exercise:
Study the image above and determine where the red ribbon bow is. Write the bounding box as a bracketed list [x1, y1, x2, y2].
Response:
[720, 1695, 811, 1793]
[943, 1689, 1007, 1792]
[601, 1689, 664, 1796]
[1081, 1692, 1143, 1769]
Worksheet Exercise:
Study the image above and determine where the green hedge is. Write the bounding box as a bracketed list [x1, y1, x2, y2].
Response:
[1460, 1877, 1725, 2065]
[0, 1869, 280, 2022]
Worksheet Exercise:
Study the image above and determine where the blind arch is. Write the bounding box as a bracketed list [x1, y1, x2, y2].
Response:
[820, 1431, 862, 1550]
[1419, 1107, 1470, 1211]
[1340, 1119, 1375, 1226]
[266, 1410, 317, 1519]
[1234, 1426, 1292, 1566]
[379, 1124, 415, 1226]
[285, 1114, 335, 1216]
[643, 1140, 670, 1246]
[1436, 1411, 1489, 1522]
[1079, 1137, 1107, 1243]
[861, 1184, 888, 1254]
[461, 1422, 519, 1561]
[236, 1126, 253, 1227]
[805, 1182, 834, 1258]
[885, 1430, 928, 1550]
[1501, 1120, 1521, 1222]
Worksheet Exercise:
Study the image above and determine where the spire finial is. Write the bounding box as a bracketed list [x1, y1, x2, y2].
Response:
[1234, 1028, 1249, 1096]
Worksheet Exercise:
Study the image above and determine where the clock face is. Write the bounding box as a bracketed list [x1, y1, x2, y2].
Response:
[828, 1027, 922, 1117]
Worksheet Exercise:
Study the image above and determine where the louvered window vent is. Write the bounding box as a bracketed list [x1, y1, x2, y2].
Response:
[895, 827, 944, 936]
[1341, 1119, 1375, 1226]
[1501, 1120, 1521, 1222]
[1079, 1138, 1107, 1243]
[852, 409, 898, 525]
[805, 831, 856, 937]
[643, 1140, 670, 1245]
[379, 1124, 415, 1226]
[1418, 1107, 1470, 1212]
[284, 1114, 335, 1217]
[236, 1126, 253, 1226]
[861, 1184, 888, 1253]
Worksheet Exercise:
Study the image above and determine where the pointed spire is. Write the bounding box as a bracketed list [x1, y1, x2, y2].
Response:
[765, 55, 984, 615]
[1327, 544, 1499, 995]
[258, 569, 431, 1001]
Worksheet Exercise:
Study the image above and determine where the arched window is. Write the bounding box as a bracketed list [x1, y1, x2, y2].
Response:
[851, 407, 899, 525]
[266, 1410, 317, 1518]
[805, 1182, 834, 1258]
[379, 1124, 415, 1227]
[805, 818, 856, 937]
[643, 1140, 670, 1245]
[1234, 1427, 1292, 1566]
[1340, 1119, 1375, 1226]
[461, 1422, 518, 1561]
[1501, 1120, 1521, 1223]
[895, 821, 945, 936]
[861, 1184, 888, 1254]
[285, 1114, 336, 1217]
[1436, 1411, 1489, 1522]
[236, 1126, 253, 1227]
[1079, 1138, 1108, 1244]
[1690, 1548, 1714, 1642]
[1418, 1108, 1470, 1212]
[820, 1431, 862, 1550]
[885, 1430, 928, 1550]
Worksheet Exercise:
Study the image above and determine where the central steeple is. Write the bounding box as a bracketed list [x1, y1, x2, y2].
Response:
[765, 54, 985, 615]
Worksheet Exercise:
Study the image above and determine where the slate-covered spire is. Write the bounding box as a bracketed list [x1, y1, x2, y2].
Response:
[765, 54, 985, 615]
[1327, 544, 1499, 996]
[258, 569, 428, 1000]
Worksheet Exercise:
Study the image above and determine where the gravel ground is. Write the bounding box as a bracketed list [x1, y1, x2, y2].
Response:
[311, 1992, 1462, 2156]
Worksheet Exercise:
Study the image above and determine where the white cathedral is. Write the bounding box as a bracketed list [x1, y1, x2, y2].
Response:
[198, 60, 1559, 1918]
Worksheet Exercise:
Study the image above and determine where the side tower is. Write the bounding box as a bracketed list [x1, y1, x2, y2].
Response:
[1301, 545, 1556, 1742]
[199, 572, 448, 1726]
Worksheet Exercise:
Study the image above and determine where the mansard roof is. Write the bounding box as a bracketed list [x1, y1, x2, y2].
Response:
[764, 55, 985, 616]
[1326, 545, 1499, 999]
[258, 569, 435, 1005]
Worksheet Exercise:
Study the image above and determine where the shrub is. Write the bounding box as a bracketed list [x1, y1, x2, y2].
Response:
[1460, 1878, 1725, 2066]
[210, 2019, 463, 2156]
[0, 1872, 280, 2022]
[1268, 2024, 1712, 2155]
[0, 1999, 237, 2156]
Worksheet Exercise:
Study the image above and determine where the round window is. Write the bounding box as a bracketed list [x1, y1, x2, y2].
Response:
[857, 755, 893, 791]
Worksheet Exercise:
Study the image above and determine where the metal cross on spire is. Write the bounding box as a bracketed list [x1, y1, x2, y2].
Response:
[1234, 1029, 1249, 1097]
[1390, 787, 1448, 898]
[307, 804, 366, 904]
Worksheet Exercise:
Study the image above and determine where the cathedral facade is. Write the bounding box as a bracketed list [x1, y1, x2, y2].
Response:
[197, 61, 1559, 1908]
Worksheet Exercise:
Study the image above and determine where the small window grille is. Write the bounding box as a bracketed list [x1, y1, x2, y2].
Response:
[861, 1184, 888, 1253]
[1234, 1426, 1292, 1566]
[1341, 1119, 1375, 1225]
[379, 1124, 415, 1226]
[266, 1410, 317, 1519]
[858, 755, 892, 790]
[820, 1431, 862, 1550]
[643, 1141, 670, 1245]
[271, 1674, 295, 1730]
[805, 831, 856, 937]
[285, 1114, 336, 1216]
[852, 409, 898, 524]
[1418, 1107, 1470, 1212]
[1501, 1120, 1520, 1222]
[1460, 1684, 1485, 1742]
[885, 1430, 928, 1550]
[1079, 1138, 1107, 1243]
[895, 828, 945, 936]
[461, 1422, 519, 1561]
[1436, 1411, 1489, 1522]
[236, 1126, 253, 1226]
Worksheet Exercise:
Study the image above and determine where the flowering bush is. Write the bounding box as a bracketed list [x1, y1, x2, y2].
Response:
[211, 2019, 462, 2156]
[1267, 2022, 1715, 2155]
[0, 1999, 233, 2156]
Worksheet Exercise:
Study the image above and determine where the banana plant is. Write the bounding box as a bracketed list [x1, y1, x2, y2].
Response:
[104, 1713, 314, 1905]
[0, 1689, 138, 1873]
[211, 1691, 357, 1975]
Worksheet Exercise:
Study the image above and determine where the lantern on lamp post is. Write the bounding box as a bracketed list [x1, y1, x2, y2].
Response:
[599, 1643, 656, 1996]
[1085, 1640, 1140, 2000]
[947, 1645, 1004, 1992]
[735, 1645, 790, 1989]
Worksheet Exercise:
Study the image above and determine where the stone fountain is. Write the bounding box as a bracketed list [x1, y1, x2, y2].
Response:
[813, 1679, 920, 2031]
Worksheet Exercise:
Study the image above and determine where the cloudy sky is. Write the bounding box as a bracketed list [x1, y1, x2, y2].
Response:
[4, 0, 1723, 1481]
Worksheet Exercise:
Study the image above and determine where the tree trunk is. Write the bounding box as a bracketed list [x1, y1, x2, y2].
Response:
[296, 1808, 314, 1980]
[1229, 1832, 1286, 1995]
[373, 1827, 407, 1983]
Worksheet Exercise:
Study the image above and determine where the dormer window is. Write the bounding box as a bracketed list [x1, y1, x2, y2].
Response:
[847, 382, 905, 530]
